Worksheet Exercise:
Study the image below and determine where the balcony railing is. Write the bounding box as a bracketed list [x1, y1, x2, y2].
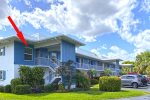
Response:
[75, 63, 104, 71]
[35, 57, 105, 71]
[35, 57, 60, 69]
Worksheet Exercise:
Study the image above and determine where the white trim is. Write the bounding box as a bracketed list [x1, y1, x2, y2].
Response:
[0, 47, 5, 56]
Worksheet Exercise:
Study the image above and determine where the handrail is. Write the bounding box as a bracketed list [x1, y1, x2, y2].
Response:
[35, 57, 61, 68]
[75, 62, 104, 71]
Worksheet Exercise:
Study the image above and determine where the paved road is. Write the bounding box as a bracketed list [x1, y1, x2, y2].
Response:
[116, 95, 150, 100]
[115, 85, 150, 100]
[122, 85, 150, 92]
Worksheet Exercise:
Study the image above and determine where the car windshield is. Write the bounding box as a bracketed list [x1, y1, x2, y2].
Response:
[126, 76, 135, 79]
[137, 75, 143, 79]
[121, 76, 126, 79]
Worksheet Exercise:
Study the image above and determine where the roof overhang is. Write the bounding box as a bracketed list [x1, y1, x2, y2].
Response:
[120, 64, 133, 67]
[102, 59, 123, 62]
[37, 35, 85, 47]
[0, 35, 85, 47]
[76, 53, 101, 61]
[0, 36, 36, 45]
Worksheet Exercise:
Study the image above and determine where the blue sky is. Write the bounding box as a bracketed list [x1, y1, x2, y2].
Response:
[0, 0, 150, 61]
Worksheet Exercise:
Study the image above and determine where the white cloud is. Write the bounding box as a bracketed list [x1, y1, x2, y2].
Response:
[91, 48, 101, 57]
[0, 0, 137, 42]
[0, 0, 10, 19]
[91, 45, 135, 61]
[140, 0, 150, 13]
[0, 37, 4, 40]
[90, 44, 107, 58]
[107, 46, 135, 60]
[24, 0, 32, 8]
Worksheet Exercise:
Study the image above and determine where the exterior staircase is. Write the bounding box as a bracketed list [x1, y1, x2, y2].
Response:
[35, 57, 62, 84]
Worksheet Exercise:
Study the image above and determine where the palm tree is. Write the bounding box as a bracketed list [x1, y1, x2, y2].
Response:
[104, 68, 112, 76]
[87, 69, 97, 79]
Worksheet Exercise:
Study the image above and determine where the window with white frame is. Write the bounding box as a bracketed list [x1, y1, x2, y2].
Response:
[24, 47, 33, 61]
[0, 47, 5, 56]
[0, 70, 6, 80]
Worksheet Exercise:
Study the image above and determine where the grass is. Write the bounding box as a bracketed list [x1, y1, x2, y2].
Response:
[0, 84, 147, 100]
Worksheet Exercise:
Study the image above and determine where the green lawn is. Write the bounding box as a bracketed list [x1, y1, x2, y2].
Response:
[0, 85, 147, 100]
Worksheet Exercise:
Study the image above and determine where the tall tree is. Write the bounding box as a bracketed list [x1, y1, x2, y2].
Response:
[146, 66, 150, 76]
[104, 68, 112, 76]
[56, 60, 76, 90]
[135, 51, 150, 74]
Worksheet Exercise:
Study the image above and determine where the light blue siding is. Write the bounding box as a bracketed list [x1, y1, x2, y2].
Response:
[14, 41, 35, 65]
[61, 40, 75, 62]
[36, 48, 48, 58]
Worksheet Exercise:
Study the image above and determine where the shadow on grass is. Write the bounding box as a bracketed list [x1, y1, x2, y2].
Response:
[24, 86, 131, 97]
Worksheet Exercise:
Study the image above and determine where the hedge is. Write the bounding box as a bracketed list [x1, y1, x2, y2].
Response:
[99, 76, 121, 92]
[15, 85, 31, 95]
[31, 85, 44, 93]
[44, 83, 58, 92]
[4, 85, 11, 93]
[11, 78, 22, 93]
[75, 70, 90, 90]
[90, 79, 99, 85]
[58, 83, 65, 92]
[0, 86, 4, 92]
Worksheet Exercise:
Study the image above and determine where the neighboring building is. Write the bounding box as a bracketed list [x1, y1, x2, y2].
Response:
[0, 35, 122, 86]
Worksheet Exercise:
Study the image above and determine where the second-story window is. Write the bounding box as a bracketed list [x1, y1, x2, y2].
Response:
[0, 47, 5, 56]
[24, 47, 33, 61]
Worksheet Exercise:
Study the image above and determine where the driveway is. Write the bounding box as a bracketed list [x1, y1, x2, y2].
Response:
[122, 84, 150, 92]
[115, 95, 150, 100]
[115, 85, 150, 100]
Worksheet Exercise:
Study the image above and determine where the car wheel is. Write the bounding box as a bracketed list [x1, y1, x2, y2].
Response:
[132, 83, 138, 88]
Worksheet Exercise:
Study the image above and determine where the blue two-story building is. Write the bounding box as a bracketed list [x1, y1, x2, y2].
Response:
[0, 35, 122, 87]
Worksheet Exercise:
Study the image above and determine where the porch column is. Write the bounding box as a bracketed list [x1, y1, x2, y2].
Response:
[115, 60, 119, 75]
[130, 65, 133, 72]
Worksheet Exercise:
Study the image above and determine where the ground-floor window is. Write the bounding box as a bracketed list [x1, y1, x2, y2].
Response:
[0, 70, 6, 80]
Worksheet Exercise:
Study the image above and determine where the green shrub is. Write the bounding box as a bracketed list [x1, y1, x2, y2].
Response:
[19, 66, 44, 87]
[0, 86, 4, 92]
[99, 76, 121, 92]
[75, 70, 90, 90]
[4, 85, 11, 93]
[31, 85, 44, 93]
[19, 66, 32, 85]
[32, 67, 44, 87]
[38, 85, 44, 92]
[44, 84, 58, 92]
[58, 83, 65, 92]
[11, 78, 22, 93]
[15, 85, 31, 95]
[90, 79, 99, 85]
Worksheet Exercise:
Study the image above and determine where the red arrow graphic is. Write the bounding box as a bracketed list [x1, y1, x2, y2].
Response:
[8, 16, 28, 46]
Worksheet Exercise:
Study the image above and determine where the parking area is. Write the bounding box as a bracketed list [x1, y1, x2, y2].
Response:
[115, 95, 150, 100]
[122, 84, 150, 92]
[115, 85, 150, 100]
